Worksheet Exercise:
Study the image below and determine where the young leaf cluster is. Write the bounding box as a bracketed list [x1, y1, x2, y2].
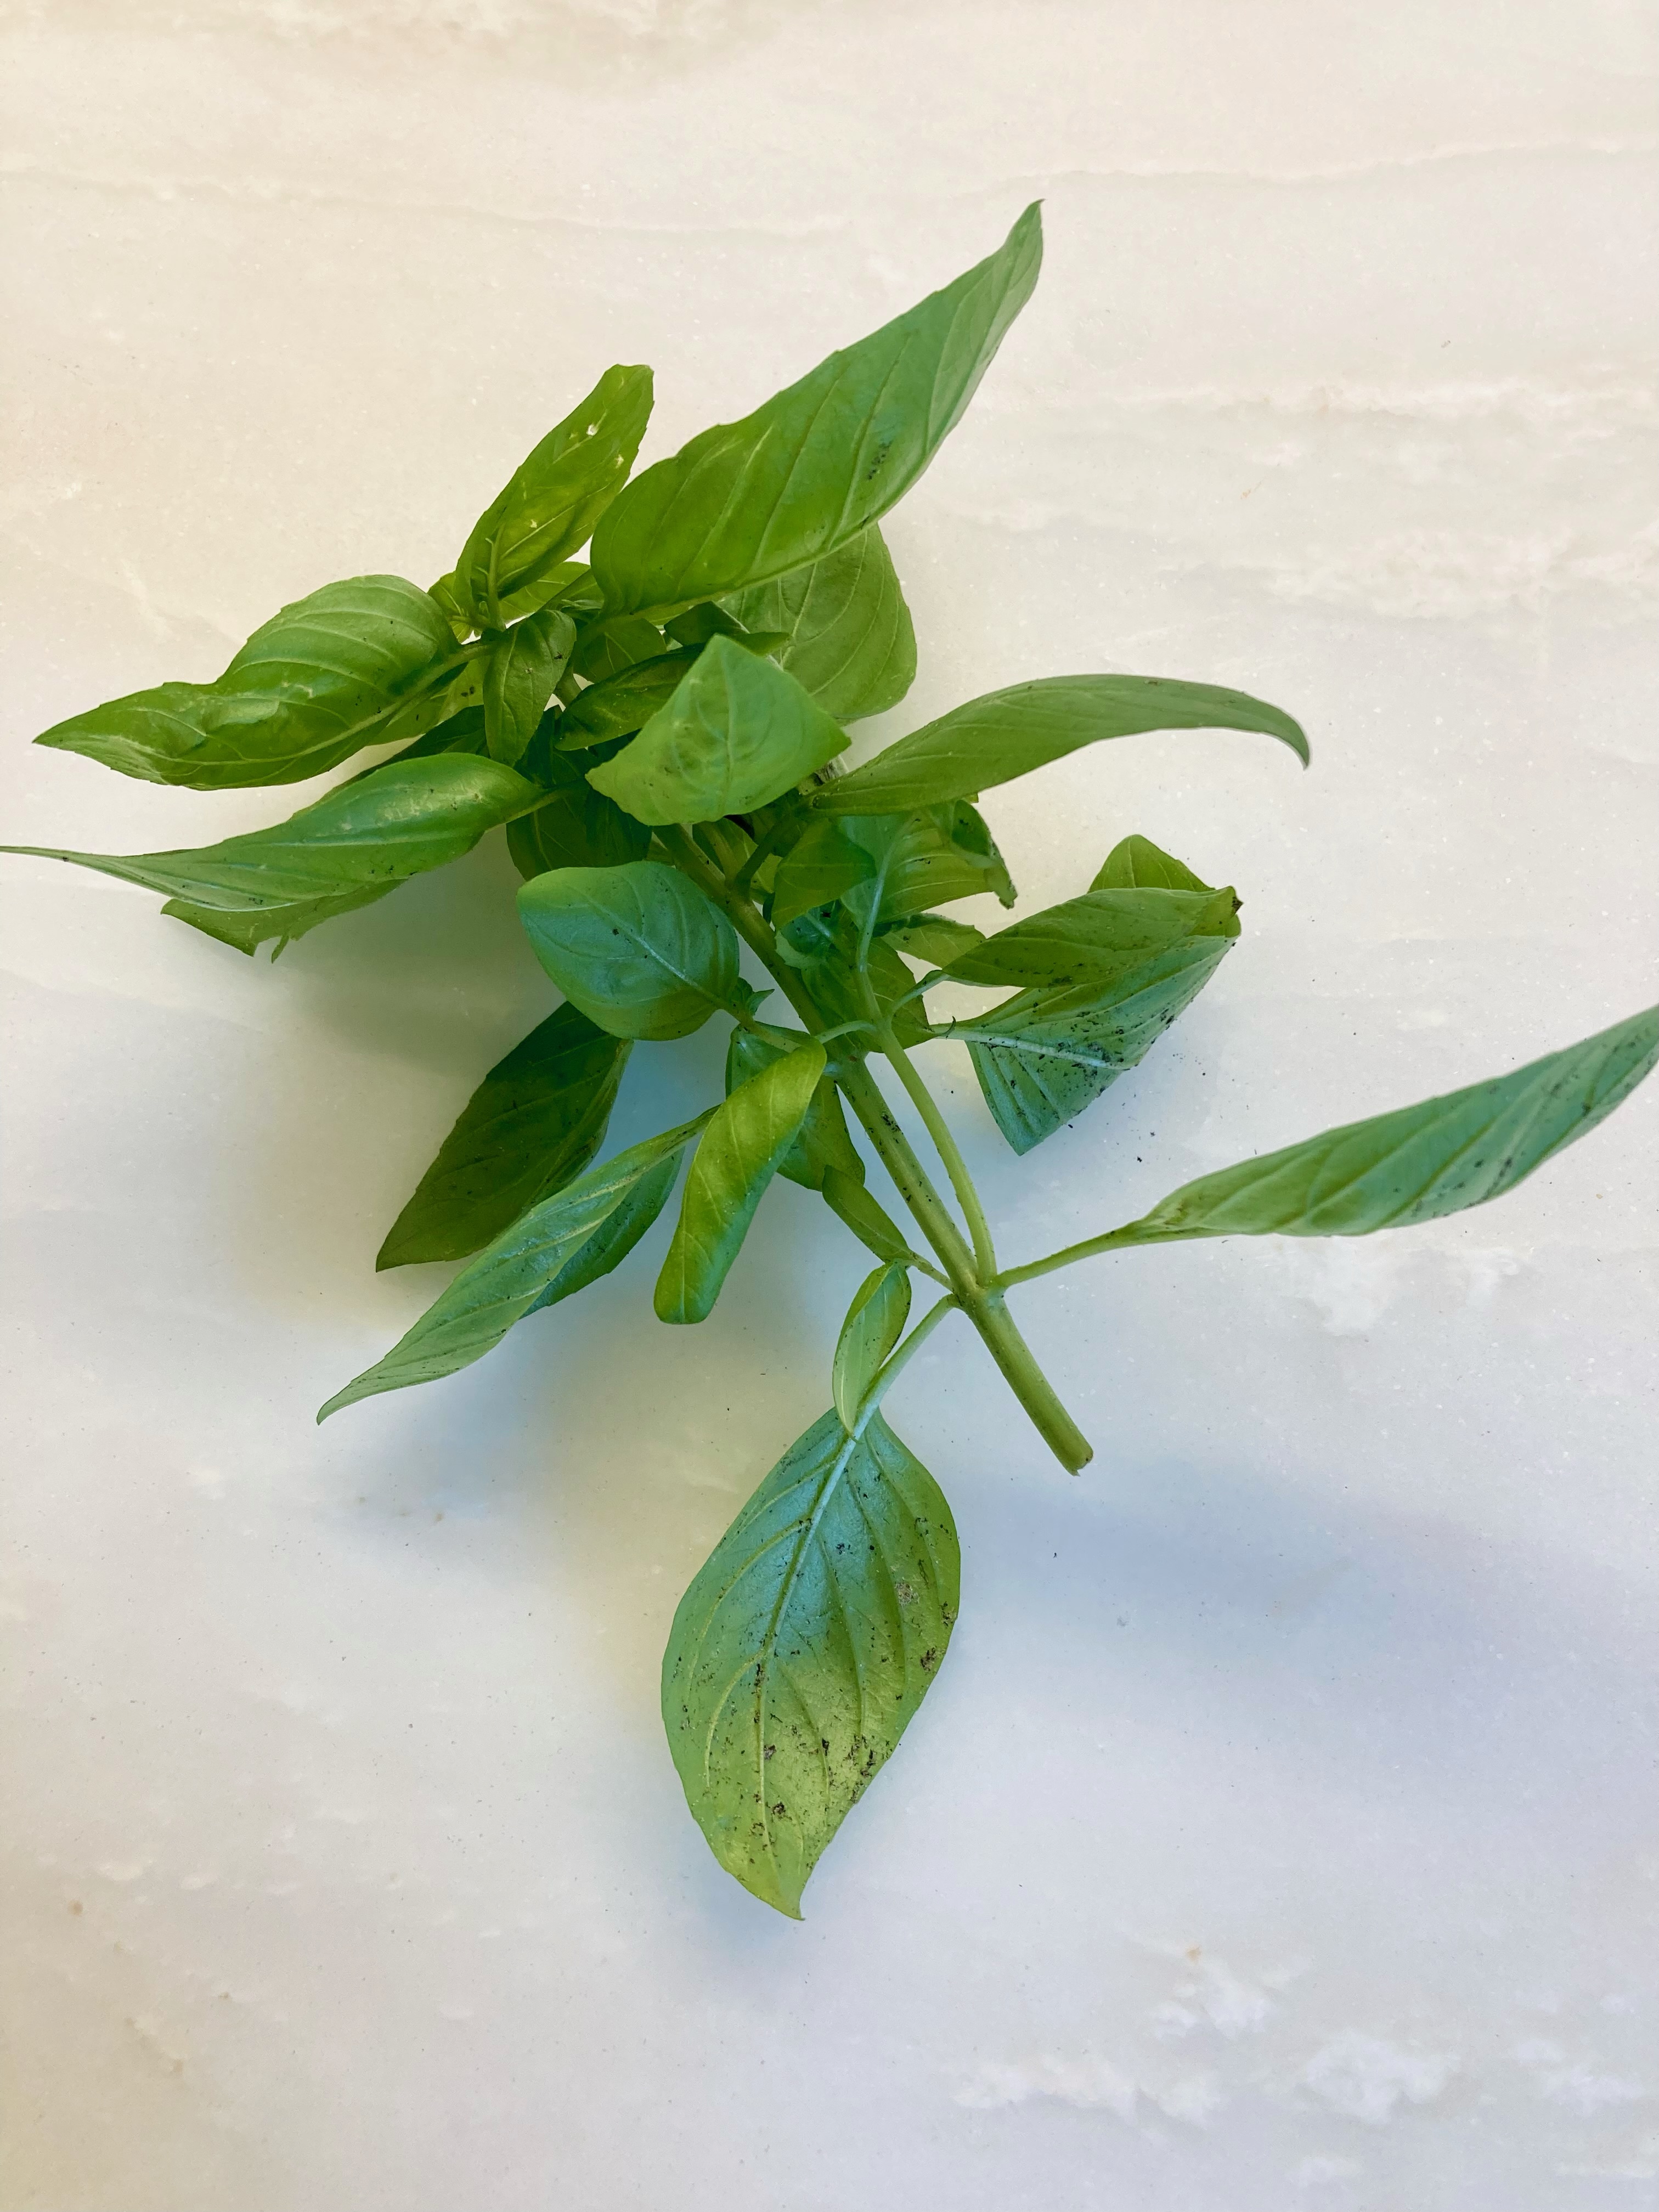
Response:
[10, 206, 1654, 1922]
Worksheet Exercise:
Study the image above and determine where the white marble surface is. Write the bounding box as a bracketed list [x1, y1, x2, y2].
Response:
[3, 5, 1657, 2206]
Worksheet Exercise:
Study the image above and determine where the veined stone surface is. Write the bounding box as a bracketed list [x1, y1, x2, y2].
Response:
[2, 5, 1655, 2207]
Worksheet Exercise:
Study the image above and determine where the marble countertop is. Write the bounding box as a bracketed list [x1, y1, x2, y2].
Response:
[3, 4, 1656, 2206]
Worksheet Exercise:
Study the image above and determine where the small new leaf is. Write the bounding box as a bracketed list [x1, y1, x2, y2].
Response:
[661, 1407, 959, 1916]
[832, 1263, 912, 1428]
[377, 1006, 631, 1268]
[505, 746, 650, 879]
[587, 635, 848, 826]
[816, 673, 1308, 815]
[481, 608, 575, 765]
[593, 205, 1042, 618]
[656, 1042, 828, 1323]
[318, 1116, 708, 1419]
[726, 1026, 867, 1191]
[821, 1169, 918, 1268]
[1091, 833, 1215, 894]
[517, 859, 740, 1040]
[454, 365, 653, 629]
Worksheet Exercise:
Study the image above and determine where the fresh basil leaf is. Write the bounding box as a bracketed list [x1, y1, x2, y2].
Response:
[481, 608, 576, 766]
[726, 1025, 866, 1191]
[724, 526, 917, 724]
[770, 817, 876, 931]
[516, 858, 740, 1040]
[655, 1041, 827, 1323]
[428, 572, 476, 643]
[1103, 1004, 1659, 1245]
[953, 937, 1235, 1154]
[340, 703, 489, 787]
[4, 754, 540, 954]
[377, 1005, 631, 1268]
[454, 561, 605, 630]
[554, 651, 695, 749]
[831, 1262, 912, 1428]
[593, 205, 1043, 619]
[454, 365, 653, 629]
[505, 747, 650, 879]
[883, 915, 986, 966]
[815, 674, 1309, 815]
[587, 635, 848, 826]
[821, 1168, 917, 1266]
[842, 803, 1014, 928]
[571, 614, 667, 684]
[1091, 833, 1215, 894]
[662, 602, 748, 649]
[35, 576, 461, 790]
[317, 1116, 707, 1419]
[661, 1406, 958, 1916]
[939, 884, 1239, 990]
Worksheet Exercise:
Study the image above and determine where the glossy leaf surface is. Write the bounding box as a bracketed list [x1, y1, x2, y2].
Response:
[725, 526, 916, 723]
[816, 673, 1308, 814]
[593, 205, 1042, 618]
[832, 1263, 912, 1427]
[318, 1116, 708, 1419]
[588, 635, 848, 826]
[454, 365, 653, 628]
[4, 754, 539, 953]
[726, 1026, 866, 1191]
[517, 859, 740, 1040]
[655, 1042, 827, 1322]
[377, 1006, 631, 1268]
[662, 1408, 958, 1916]
[1105, 1005, 1659, 1245]
[481, 608, 575, 765]
[35, 576, 459, 789]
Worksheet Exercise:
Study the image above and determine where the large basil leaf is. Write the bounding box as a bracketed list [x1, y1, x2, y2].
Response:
[377, 1006, 631, 1268]
[592, 204, 1042, 619]
[938, 883, 1239, 990]
[4, 754, 540, 955]
[481, 608, 575, 765]
[1094, 1004, 1659, 1248]
[506, 746, 650, 879]
[655, 1041, 827, 1323]
[953, 938, 1235, 1154]
[832, 1262, 912, 1428]
[555, 651, 695, 749]
[726, 1025, 866, 1191]
[587, 635, 848, 825]
[815, 673, 1309, 815]
[454, 365, 653, 629]
[1091, 832, 1215, 894]
[35, 576, 461, 790]
[318, 1115, 708, 1420]
[516, 858, 740, 1039]
[662, 1407, 958, 1916]
[724, 526, 916, 723]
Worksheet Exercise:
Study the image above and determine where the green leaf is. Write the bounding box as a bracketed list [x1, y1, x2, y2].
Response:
[505, 747, 650, 879]
[841, 803, 1014, 929]
[939, 883, 1239, 990]
[769, 817, 876, 931]
[726, 1025, 866, 1191]
[517, 859, 740, 1040]
[655, 1041, 827, 1323]
[954, 938, 1235, 1154]
[815, 673, 1309, 815]
[1102, 1004, 1659, 1246]
[724, 526, 917, 724]
[454, 365, 653, 629]
[1091, 833, 1215, 894]
[832, 1262, 912, 1427]
[377, 1005, 631, 1268]
[35, 576, 461, 790]
[883, 915, 986, 966]
[593, 205, 1043, 619]
[318, 1116, 707, 1420]
[4, 754, 540, 954]
[588, 635, 848, 826]
[821, 1168, 918, 1267]
[554, 651, 694, 749]
[661, 1407, 958, 1917]
[481, 608, 576, 765]
[571, 614, 667, 684]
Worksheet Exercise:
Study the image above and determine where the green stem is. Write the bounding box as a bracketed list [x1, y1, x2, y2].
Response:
[853, 1294, 958, 1430]
[996, 1222, 1152, 1290]
[876, 1017, 997, 1280]
[655, 825, 1094, 1473]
